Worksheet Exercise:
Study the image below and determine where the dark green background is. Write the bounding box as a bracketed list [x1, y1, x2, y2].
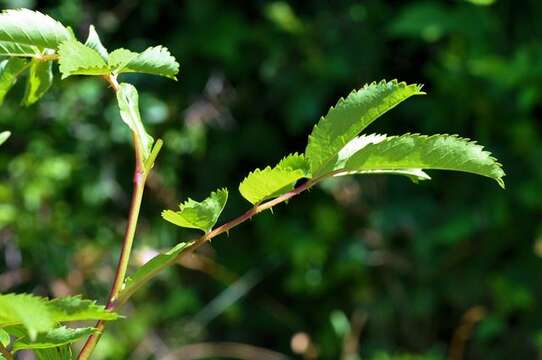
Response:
[1, 0, 541, 359]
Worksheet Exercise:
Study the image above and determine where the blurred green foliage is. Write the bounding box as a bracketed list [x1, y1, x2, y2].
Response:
[0, 0, 540, 359]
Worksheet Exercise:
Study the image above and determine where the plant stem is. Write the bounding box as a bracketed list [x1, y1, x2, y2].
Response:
[78, 75, 145, 360]
[0, 343, 13, 360]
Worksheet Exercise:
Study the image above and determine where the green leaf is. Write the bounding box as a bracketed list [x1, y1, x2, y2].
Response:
[109, 46, 179, 79]
[22, 59, 53, 106]
[0, 41, 40, 57]
[0, 328, 9, 347]
[0, 131, 10, 146]
[13, 326, 94, 351]
[58, 40, 110, 79]
[119, 242, 193, 304]
[344, 134, 505, 188]
[239, 153, 309, 205]
[0, 294, 55, 340]
[34, 346, 73, 360]
[162, 188, 228, 233]
[0, 58, 29, 105]
[116, 83, 154, 161]
[47, 296, 119, 322]
[0, 9, 72, 49]
[0, 294, 117, 340]
[84, 25, 108, 62]
[305, 80, 425, 177]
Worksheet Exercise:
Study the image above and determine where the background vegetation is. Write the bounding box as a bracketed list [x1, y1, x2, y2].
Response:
[0, 0, 540, 359]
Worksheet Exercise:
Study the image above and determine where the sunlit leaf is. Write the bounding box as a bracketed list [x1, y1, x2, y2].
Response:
[344, 134, 505, 188]
[58, 40, 110, 79]
[109, 46, 179, 79]
[13, 326, 95, 351]
[0, 131, 10, 146]
[116, 82, 154, 160]
[239, 153, 309, 205]
[0, 9, 72, 49]
[305, 80, 425, 177]
[162, 188, 228, 233]
[84, 25, 108, 62]
[0, 328, 9, 347]
[0, 41, 40, 57]
[22, 59, 53, 106]
[0, 294, 54, 340]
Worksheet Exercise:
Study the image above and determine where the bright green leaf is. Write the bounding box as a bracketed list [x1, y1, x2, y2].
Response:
[109, 46, 179, 79]
[58, 40, 110, 79]
[48, 295, 119, 322]
[0, 328, 9, 347]
[0, 294, 55, 340]
[22, 59, 53, 106]
[116, 82, 154, 160]
[119, 242, 193, 304]
[0, 9, 72, 49]
[344, 134, 505, 188]
[84, 25, 108, 62]
[305, 80, 425, 177]
[0, 41, 40, 57]
[162, 188, 228, 233]
[0, 58, 29, 105]
[0, 294, 117, 341]
[239, 154, 309, 205]
[13, 326, 94, 351]
[0, 131, 10, 146]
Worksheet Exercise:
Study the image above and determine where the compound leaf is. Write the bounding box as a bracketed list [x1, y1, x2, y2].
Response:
[116, 83, 154, 161]
[239, 153, 309, 205]
[0, 9, 72, 49]
[0, 41, 40, 57]
[0, 58, 29, 105]
[22, 59, 53, 106]
[109, 46, 179, 79]
[119, 242, 193, 304]
[0, 131, 10, 146]
[84, 25, 108, 62]
[58, 40, 109, 79]
[305, 80, 425, 177]
[162, 188, 228, 233]
[13, 326, 95, 351]
[344, 134, 505, 188]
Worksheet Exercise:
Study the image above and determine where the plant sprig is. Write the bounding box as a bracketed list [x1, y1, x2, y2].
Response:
[0, 8, 505, 360]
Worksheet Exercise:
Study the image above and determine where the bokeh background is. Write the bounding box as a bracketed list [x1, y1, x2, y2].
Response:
[1, 0, 541, 359]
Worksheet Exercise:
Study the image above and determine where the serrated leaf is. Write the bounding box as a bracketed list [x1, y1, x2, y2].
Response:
[116, 83, 154, 160]
[0, 294, 117, 341]
[13, 326, 94, 351]
[119, 242, 193, 304]
[22, 59, 53, 106]
[58, 40, 110, 79]
[0, 131, 10, 146]
[109, 46, 179, 79]
[34, 346, 73, 360]
[0, 58, 29, 105]
[84, 25, 108, 62]
[344, 134, 505, 188]
[48, 296, 119, 322]
[0, 9, 72, 49]
[162, 188, 228, 233]
[239, 154, 309, 205]
[0, 41, 40, 57]
[0, 294, 55, 340]
[305, 80, 425, 177]
[0, 328, 9, 347]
